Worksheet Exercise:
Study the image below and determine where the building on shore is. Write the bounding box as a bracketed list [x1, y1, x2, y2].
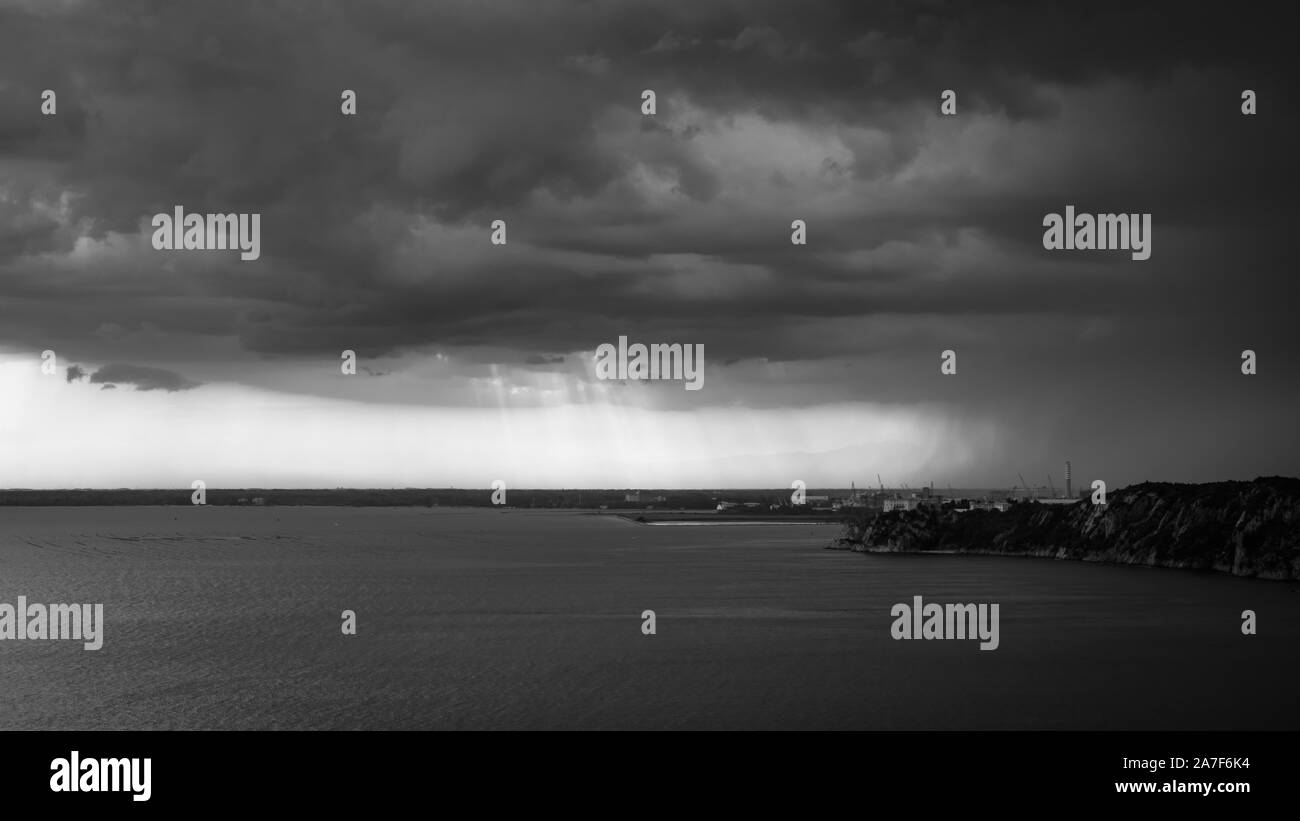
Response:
[838, 482, 869, 508]
[625, 491, 667, 504]
[883, 498, 919, 512]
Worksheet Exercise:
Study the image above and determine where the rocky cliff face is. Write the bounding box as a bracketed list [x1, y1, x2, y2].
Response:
[836, 478, 1300, 580]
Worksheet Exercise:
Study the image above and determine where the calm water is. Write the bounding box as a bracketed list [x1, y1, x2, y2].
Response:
[0, 506, 1296, 730]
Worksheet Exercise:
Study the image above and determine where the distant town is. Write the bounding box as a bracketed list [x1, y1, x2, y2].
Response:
[0, 463, 1088, 515]
[712, 462, 1086, 517]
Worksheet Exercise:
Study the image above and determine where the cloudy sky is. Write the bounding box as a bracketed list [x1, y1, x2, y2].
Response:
[0, 0, 1296, 489]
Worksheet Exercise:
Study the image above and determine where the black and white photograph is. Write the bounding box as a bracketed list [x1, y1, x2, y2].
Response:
[0, 0, 1295, 807]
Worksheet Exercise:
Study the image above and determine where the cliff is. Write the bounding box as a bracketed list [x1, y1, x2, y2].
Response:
[835, 477, 1300, 580]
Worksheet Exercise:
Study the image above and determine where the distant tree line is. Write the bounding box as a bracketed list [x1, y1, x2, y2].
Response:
[0, 488, 829, 509]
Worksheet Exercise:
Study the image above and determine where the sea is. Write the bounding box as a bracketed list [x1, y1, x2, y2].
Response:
[1, 506, 1296, 730]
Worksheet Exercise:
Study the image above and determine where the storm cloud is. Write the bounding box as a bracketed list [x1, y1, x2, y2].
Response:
[88, 363, 201, 392]
[0, 1, 1296, 486]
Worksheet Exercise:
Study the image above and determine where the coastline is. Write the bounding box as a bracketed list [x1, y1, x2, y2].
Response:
[615, 512, 844, 526]
[829, 478, 1300, 582]
[829, 541, 1300, 582]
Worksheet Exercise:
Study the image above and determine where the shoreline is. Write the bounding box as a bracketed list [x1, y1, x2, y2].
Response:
[830, 542, 1300, 583]
[612, 511, 844, 526]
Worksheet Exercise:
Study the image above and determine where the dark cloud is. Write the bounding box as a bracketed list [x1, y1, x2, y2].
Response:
[88, 363, 201, 392]
[0, 1, 1296, 480]
[524, 354, 566, 366]
[1, 2, 1294, 360]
